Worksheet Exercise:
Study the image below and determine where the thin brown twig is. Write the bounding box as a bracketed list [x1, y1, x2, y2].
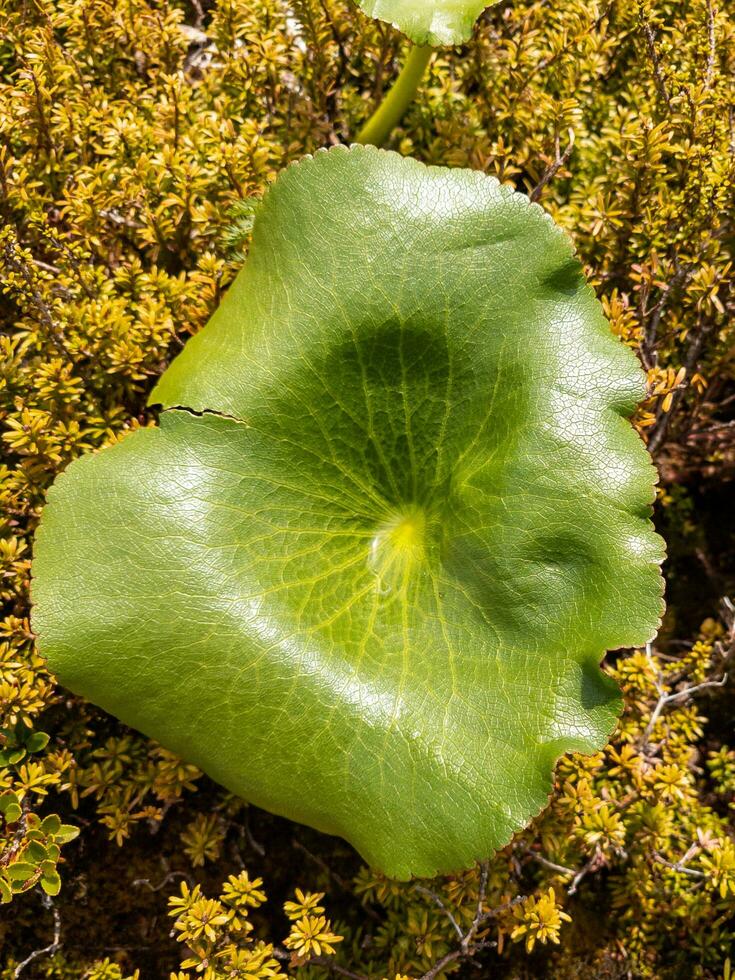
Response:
[14, 896, 61, 977]
[291, 837, 349, 893]
[307, 957, 369, 980]
[99, 208, 144, 230]
[413, 884, 464, 941]
[568, 849, 602, 896]
[647, 316, 713, 454]
[289, 838, 383, 923]
[0, 796, 30, 869]
[653, 848, 706, 878]
[29, 257, 61, 275]
[639, 13, 671, 108]
[704, 0, 716, 89]
[530, 853, 576, 878]
[463, 859, 490, 953]
[530, 129, 575, 202]
[640, 262, 695, 369]
[417, 870, 525, 980]
[2, 239, 67, 356]
[419, 948, 464, 980]
[687, 420, 735, 438]
[479, 893, 526, 922]
[639, 650, 728, 750]
[717, 598, 735, 661]
[132, 869, 191, 892]
[419, 940, 498, 980]
[529, 847, 604, 895]
[273, 947, 368, 980]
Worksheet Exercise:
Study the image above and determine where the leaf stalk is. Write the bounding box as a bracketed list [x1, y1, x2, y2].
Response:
[355, 44, 433, 147]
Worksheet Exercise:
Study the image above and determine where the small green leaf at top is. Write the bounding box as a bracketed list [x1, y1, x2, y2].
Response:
[357, 0, 494, 45]
[32, 146, 664, 879]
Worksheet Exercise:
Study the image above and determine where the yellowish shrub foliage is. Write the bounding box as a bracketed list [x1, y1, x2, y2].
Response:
[0, 0, 733, 976]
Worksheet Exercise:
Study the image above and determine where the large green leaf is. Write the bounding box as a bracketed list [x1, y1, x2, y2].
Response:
[356, 0, 492, 45]
[32, 146, 664, 879]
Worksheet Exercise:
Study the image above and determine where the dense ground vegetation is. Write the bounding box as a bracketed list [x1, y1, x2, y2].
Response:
[1, 0, 734, 976]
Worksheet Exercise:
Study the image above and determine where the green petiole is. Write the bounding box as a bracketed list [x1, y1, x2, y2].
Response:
[355, 44, 434, 147]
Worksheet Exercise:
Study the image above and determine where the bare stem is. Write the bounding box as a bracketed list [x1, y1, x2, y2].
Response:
[14, 896, 61, 977]
[355, 44, 433, 147]
[640, 672, 728, 749]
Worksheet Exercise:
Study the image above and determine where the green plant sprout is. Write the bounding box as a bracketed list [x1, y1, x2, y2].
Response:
[356, 0, 495, 146]
[31, 146, 664, 879]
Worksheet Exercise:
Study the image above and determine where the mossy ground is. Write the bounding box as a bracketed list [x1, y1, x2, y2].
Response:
[1, 0, 734, 977]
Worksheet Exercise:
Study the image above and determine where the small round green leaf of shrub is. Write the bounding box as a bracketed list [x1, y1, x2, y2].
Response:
[0, 793, 22, 824]
[357, 0, 494, 45]
[40, 814, 61, 835]
[6, 863, 35, 882]
[40, 871, 61, 896]
[32, 146, 664, 879]
[54, 825, 80, 845]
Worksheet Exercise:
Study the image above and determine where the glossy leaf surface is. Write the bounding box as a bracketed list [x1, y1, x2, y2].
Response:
[357, 0, 492, 45]
[32, 146, 664, 878]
